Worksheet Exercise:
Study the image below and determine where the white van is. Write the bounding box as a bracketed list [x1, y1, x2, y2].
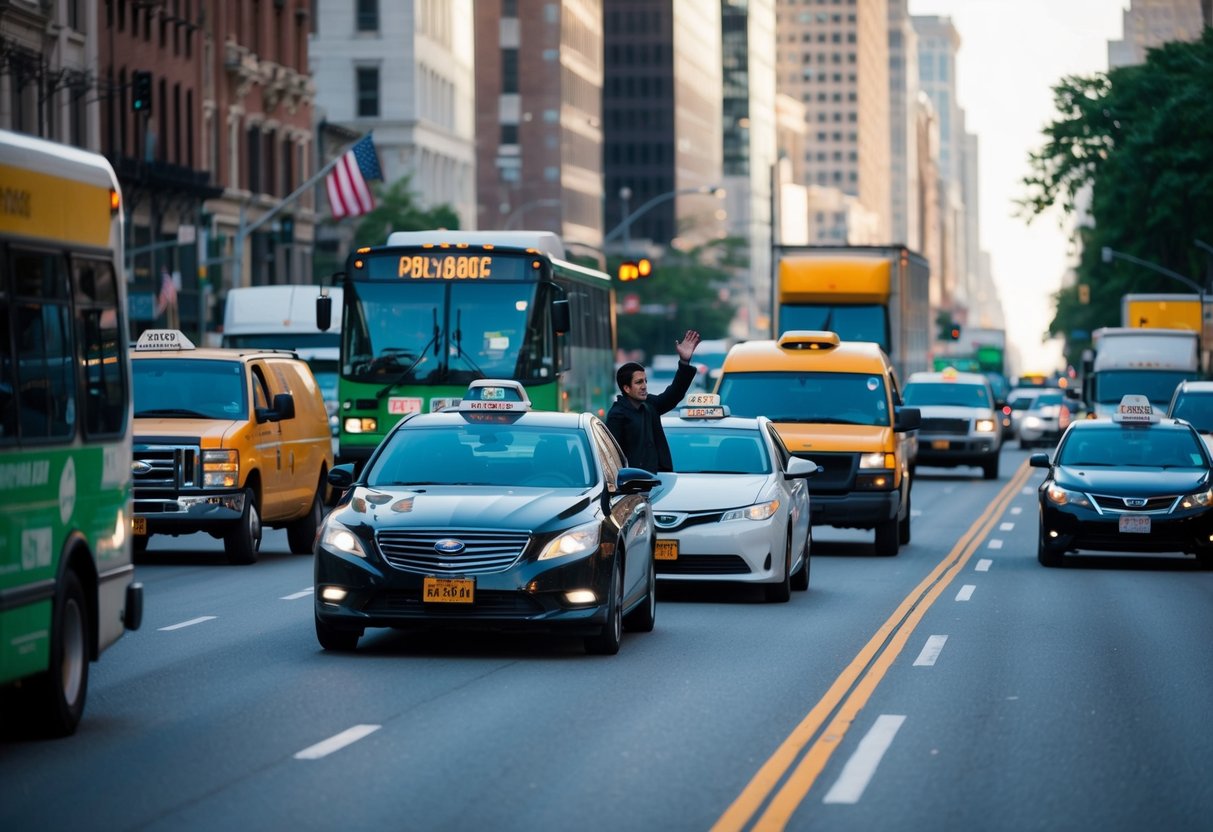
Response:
[222, 284, 343, 433]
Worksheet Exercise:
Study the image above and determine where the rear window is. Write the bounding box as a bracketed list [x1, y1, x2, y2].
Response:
[665, 428, 771, 474]
[903, 382, 990, 408]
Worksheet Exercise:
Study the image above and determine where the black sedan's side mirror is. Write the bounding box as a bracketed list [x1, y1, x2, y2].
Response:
[1029, 452, 1051, 469]
[617, 467, 660, 494]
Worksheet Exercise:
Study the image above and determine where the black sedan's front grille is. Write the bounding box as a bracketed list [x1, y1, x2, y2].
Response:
[1090, 494, 1179, 513]
[376, 528, 531, 575]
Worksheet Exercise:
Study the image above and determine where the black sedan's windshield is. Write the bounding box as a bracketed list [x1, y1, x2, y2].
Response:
[1057, 425, 1208, 468]
[368, 425, 595, 488]
[718, 371, 890, 425]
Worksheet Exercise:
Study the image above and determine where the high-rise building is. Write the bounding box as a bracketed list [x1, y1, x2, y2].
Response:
[1109, 0, 1205, 68]
[474, 0, 605, 250]
[722, 0, 777, 336]
[888, 0, 919, 250]
[310, 0, 477, 228]
[774, 0, 891, 242]
[603, 0, 724, 250]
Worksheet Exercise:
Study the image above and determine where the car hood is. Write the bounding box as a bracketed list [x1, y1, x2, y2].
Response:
[1054, 465, 1209, 496]
[650, 473, 769, 510]
[336, 485, 596, 532]
[134, 417, 242, 443]
[769, 423, 893, 454]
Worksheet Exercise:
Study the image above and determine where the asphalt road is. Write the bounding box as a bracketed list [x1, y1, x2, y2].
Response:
[3, 446, 1212, 831]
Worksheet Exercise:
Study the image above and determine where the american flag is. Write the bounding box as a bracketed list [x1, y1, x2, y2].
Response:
[325, 135, 383, 219]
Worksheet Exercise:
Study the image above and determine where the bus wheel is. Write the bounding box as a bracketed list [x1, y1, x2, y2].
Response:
[224, 489, 262, 565]
[27, 570, 90, 737]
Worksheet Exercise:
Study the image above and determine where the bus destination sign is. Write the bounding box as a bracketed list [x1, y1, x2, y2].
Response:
[360, 252, 538, 282]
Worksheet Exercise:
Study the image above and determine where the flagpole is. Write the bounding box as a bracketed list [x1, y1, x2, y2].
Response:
[231, 132, 372, 289]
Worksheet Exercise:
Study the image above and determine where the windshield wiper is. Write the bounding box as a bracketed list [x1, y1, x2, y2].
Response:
[134, 408, 211, 418]
[376, 308, 440, 400]
[437, 307, 486, 383]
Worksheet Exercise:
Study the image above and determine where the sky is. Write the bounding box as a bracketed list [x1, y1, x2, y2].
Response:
[907, 0, 1128, 375]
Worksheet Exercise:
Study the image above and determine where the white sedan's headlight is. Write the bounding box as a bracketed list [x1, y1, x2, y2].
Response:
[722, 499, 780, 522]
[1045, 484, 1091, 508]
[538, 521, 601, 561]
[1181, 488, 1213, 509]
[320, 519, 369, 558]
[975, 418, 996, 433]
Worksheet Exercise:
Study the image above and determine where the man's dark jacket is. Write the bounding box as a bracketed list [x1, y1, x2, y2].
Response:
[605, 361, 696, 473]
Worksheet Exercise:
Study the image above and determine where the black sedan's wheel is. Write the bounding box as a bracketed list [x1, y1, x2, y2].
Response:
[585, 565, 623, 655]
[224, 488, 262, 565]
[623, 556, 656, 633]
[1037, 532, 1064, 567]
[315, 614, 362, 651]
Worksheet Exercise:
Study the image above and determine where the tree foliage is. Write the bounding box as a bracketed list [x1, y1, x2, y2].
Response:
[351, 176, 461, 248]
[611, 237, 742, 362]
[1021, 28, 1213, 367]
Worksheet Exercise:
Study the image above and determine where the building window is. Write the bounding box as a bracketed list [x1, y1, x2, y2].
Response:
[356, 0, 378, 32]
[502, 49, 519, 94]
[356, 67, 380, 117]
[500, 124, 518, 145]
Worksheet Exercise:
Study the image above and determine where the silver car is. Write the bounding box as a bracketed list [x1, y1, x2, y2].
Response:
[1017, 388, 1071, 449]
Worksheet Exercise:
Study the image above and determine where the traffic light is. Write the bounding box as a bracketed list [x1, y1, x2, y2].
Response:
[279, 215, 295, 244]
[132, 70, 153, 114]
[617, 258, 652, 282]
[949, 324, 961, 341]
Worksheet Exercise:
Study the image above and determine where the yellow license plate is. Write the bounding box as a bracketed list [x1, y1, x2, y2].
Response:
[931, 440, 950, 450]
[132, 516, 147, 536]
[654, 540, 679, 560]
[423, 576, 474, 603]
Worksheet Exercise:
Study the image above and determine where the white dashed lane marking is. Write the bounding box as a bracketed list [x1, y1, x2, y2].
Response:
[1010, 506, 1023, 515]
[295, 724, 382, 760]
[955, 584, 976, 601]
[913, 635, 948, 667]
[988, 539, 1003, 549]
[975, 558, 992, 572]
[281, 587, 314, 600]
[999, 522, 1014, 531]
[822, 715, 907, 804]
[159, 616, 216, 631]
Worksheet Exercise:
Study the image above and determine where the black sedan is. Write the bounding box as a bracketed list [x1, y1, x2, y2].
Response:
[314, 380, 660, 655]
[1030, 398, 1213, 567]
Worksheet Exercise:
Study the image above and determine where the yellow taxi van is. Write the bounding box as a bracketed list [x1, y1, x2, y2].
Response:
[714, 331, 920, 556]
[130, 330, 334, 564]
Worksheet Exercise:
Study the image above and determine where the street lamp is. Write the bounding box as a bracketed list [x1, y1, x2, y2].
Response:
[603, 184, 726, 248]
[1100, 246, 1203, 293]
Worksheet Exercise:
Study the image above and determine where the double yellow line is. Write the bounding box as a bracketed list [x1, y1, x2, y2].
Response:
[712, 461, 1034, 831]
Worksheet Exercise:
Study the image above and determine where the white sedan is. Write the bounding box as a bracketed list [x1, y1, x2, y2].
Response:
[652, 406, 818, 602]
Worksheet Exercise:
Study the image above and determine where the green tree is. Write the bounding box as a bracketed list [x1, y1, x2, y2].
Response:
[351, 176, 461, 248]
[612, 238, 741, 361]
[1021, 28, 1213, 368]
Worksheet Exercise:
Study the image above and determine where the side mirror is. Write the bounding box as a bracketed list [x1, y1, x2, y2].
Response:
[1029, 452, 1051, 469]
[552, 298, 571, 335]
[328, 463, 356, 490]
[273, 392, 296, 421]
[785, 457, 822, 478]
[894, 406, 921, 432]
[317, 292, 333, 332]
[617, 466, 660, 494]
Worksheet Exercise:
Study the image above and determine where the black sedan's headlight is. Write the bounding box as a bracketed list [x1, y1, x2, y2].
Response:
[1045, 484, 1092, 508]
[537, 521, 600, 561]
[1181, 488, 1213, 509]
[320, 518, 369, 558]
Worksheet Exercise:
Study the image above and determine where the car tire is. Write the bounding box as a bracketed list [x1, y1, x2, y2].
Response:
[623, 557, 656, 633]
[874, 516, 899, 556]
[287, 485, 324, 555]
[23, 569, 90, 737]
[585, 564, 623, 655]
[982, 455, 1000, 480]
[791, 530, 810, 591]
[315, 613, 361, 651]
[766, 534, 793, 603]
[224, 488, 262, 565]
[899, 489, 912, 545]
[1037, 534, 1064, 567]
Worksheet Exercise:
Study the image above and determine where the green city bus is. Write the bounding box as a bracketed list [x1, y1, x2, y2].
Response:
[322, 230, 616, 466]
[0, 130, 142, 736]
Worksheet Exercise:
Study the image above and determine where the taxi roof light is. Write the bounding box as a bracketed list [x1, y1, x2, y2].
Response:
[454, 379, 533, 412]
[1112, 394, 1158, 425]
[134, 329, 196, 351]
[676, 393, 730, 419]
[777, 330, 841, 351]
